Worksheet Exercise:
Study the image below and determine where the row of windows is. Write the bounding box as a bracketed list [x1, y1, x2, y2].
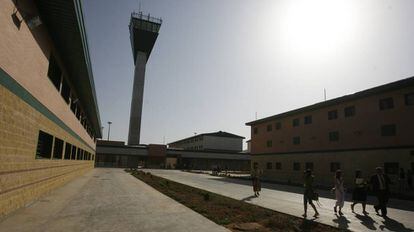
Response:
[255, 92, 414, 134]
[265, 124, 396, 147]
[47, 55, 95, 141]
[36, 130, 94, 161]
[186, 145, 203, 150]
[264, 161, 339, 172]
[175, 137, 204, 147]
[263, 161, 413, 175]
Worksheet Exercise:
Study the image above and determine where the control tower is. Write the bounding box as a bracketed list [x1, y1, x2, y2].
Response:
[128, 12, 162, 145]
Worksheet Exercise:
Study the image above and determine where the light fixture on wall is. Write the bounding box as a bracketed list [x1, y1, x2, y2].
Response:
[27, 16, 42, 29]
[11, 0, 42, 30]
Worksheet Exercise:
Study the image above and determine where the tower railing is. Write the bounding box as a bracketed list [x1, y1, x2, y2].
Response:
[131, 12, 162, 25]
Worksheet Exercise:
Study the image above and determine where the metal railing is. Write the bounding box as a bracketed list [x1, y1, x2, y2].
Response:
[131, 12, 162, 25]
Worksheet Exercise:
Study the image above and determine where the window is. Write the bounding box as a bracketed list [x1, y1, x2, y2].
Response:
[47, 55, 62, 90]
[61, 78, 70, 104]
[293, 136, 300, 145]
[266, 162, 272, 169]
[405, 93, 414, 106]
[36, 131, 53, 159]
[70, 94, 77, 114]
[275, 122, 281, 130]
[344, 106, 355, 117]
[254, 127, 258, 134]
[304, 115, 312, 125]
[53, 138, 64, 159]
[330, 162, 341, 172]
[305, 162, 314, 171]
[275, 162, 282, 170]
[292, 118, 300, 127]
[381, 124, 396, 136]
[328, 110, 338, 120]
[384, 162, 399, 175]
[329, 131, 339, 142]
[293, 162, 301, 171]
[379, 97, 394, 110]
[266, 140, 273, 148]
[71, 146, 77, 160]
[64, 143, 72, 160]
[76, 147, 81, 160]
[76, 107, 81, 120]
[267, 124, 272, 132]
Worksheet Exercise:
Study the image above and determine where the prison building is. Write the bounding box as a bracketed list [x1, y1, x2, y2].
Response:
[0, 0, 101, 216]
[168, 131, 245, 152]
[246, 77, 414, 189]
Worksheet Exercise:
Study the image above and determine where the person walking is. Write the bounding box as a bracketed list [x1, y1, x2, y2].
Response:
[251, 163, 262, 197]
[399, 168, 406, 193]
[303, 169, 319, 218]
[370, 167, 392, 217]
[333, 169, 345, 215]
[351, 170, 368, 214]
[408, 170, 413, 190]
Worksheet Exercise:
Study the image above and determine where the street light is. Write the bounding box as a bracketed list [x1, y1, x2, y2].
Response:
[107, 121, 112, 140]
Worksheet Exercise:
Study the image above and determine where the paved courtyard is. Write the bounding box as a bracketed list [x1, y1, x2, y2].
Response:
[146, 169, 414, 232]
[0, 169, 228, 232]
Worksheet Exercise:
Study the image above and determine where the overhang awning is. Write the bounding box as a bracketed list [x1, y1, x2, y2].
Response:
[35, 0, 102, 138]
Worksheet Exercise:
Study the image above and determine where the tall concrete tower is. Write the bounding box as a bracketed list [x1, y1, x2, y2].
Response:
[128, 12, 162, 145]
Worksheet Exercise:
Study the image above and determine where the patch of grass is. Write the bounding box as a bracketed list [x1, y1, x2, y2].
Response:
[128, 170, 339, 232]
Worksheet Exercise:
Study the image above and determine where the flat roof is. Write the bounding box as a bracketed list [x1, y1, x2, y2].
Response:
[246, 76, 414, 126]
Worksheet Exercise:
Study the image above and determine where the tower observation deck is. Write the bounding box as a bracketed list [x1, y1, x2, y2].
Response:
[128, 12, 162, 145]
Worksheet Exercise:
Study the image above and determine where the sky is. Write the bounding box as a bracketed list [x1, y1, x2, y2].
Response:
[82, 0, 414, 147]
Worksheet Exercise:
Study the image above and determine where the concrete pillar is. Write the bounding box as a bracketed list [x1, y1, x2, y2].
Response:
[128, 51, 147, 145]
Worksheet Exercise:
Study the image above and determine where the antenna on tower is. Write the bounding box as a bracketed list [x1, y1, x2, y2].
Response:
[255, 112, 258, 120]
[136, 0, 142, 13]
[324, 88, 327, 101]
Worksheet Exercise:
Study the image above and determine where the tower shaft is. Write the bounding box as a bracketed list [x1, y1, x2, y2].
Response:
[128, 51, 147, 145]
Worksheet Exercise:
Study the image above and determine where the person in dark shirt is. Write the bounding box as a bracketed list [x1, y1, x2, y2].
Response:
[370, 167, 392, 217]
[302, 169, 319, 218]
[399, 168, 406, 193]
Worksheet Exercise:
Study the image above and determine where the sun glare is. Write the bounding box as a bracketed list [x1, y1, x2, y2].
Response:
[280, 0, 357, 59]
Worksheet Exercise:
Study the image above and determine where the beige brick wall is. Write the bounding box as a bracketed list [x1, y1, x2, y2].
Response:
[252, 148, 414, 191]
[0, 84, 94, 217]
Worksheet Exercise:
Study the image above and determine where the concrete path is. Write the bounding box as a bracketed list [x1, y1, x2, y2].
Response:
[146, 169, 414, 232]
[0, 168, 228, 232]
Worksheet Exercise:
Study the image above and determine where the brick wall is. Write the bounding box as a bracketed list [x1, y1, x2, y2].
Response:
[0, 79, 94, 217]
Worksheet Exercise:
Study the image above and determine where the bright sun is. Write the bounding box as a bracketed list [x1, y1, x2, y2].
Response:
[279, 0, 357, 58]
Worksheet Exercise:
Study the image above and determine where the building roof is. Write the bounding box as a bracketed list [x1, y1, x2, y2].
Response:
[246, 76, 414, 126]
[168, 131, 245, 145]
[35, 0, 102, 138]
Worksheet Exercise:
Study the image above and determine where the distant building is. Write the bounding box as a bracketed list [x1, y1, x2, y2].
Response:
[96, 140, 250, 171]
[0, 0, 101, 216]
[246, 77, 414, 189]
[168, 131, 245, 152]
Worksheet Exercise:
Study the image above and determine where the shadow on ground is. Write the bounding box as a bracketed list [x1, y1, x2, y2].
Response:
[208, 176, 414, 212]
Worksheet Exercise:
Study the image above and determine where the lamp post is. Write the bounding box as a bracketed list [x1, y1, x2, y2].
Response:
[107, 121, 112, 140]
